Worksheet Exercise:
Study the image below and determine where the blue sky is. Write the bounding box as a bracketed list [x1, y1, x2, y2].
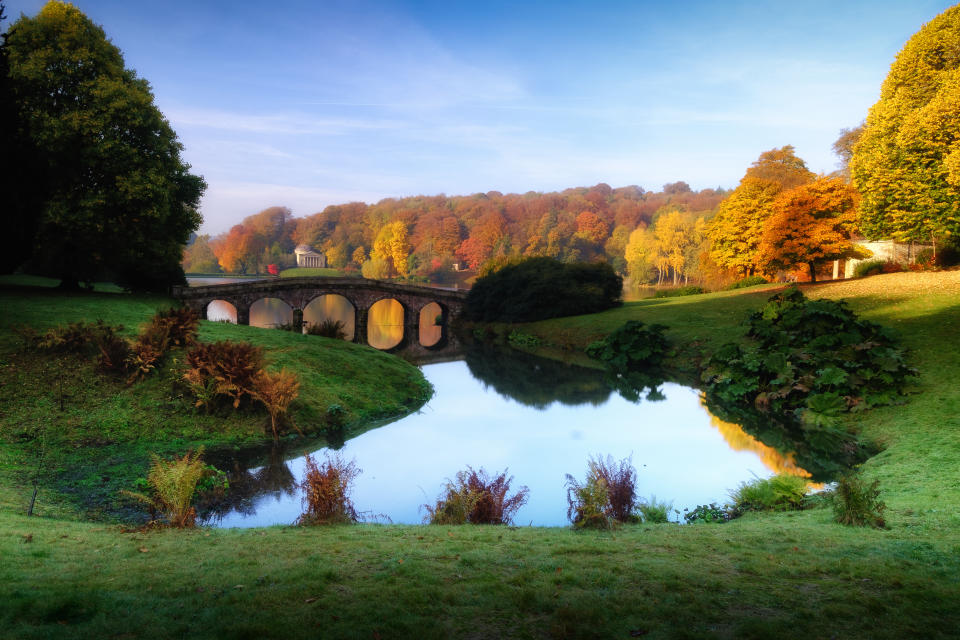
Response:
[6, 0, 958, 233]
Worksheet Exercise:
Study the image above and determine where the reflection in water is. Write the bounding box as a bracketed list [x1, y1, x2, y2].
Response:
[250, 298, 293, 328]
[465, 344, 613, 408]
[199, 448, 297, 523]
[368, 299, 404, 349]
[207, 300, 237, 323]
[419, 302, 443, 347]
[304, 294, 355, 341]
[211, 357, 813, 528]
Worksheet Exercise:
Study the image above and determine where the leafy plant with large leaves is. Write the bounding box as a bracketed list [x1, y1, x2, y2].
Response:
[703, 287, 916, 429]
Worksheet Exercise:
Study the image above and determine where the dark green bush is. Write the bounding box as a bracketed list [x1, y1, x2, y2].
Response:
[683, 503, 729, 524]
[464, 257, 622, 322]
[652, 285, 707, 298]
[726, 275, 768, 290]
[853, 259, 885, 277]
[586, 321, 669, 371]
[833, 473, 886, 528]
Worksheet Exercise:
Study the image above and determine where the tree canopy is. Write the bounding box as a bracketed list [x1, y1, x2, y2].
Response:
[851, 5, 960, 243]
[5, 1, 204, 289]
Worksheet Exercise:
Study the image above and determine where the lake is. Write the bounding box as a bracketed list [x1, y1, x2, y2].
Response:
[204, 350, 812, 528]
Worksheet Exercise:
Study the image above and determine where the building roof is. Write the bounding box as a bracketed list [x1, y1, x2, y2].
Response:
[294, 244, 322, 255]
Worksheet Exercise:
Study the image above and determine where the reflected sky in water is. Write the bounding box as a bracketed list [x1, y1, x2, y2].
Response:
[213, 360, 782, 528]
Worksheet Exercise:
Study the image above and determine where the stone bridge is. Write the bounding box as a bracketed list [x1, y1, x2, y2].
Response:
[171, 277, 468, 354]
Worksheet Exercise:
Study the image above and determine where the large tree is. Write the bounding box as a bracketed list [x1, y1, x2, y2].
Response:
[6, 1, 204, 289]
[757, 177, 862, 282]
[851, 5, 960, 243]
[709, 146, 815, 275]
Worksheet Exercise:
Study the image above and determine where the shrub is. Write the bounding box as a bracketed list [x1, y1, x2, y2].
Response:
[726, 275, 768, 290]
[141, 307, 200, 351]
[833, 473, 886, 528]
[306, 318, 347, 340]
[93, 327, 130, 374]
[424, 467, 529, 525]
[465, 257, 622, 322]
[853, 259, 885, 278]
[184, 341, 265, 409]
[20, 320, 122, 355]
[652, 285, 707, 298]
[729, 473, 808, 515]
[126, 341, 162, 384]
[122, 448, 206, 528]
[565, 455, 638, 529]
[252, 368, 301, 440]
[636, 495, 673, 523]
[297, 453, 360, 525]
[683, 503, 729, 524]
[586, 321, 669, 371]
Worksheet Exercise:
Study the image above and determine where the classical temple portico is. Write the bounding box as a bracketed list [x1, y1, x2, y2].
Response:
[172, 276, 467, 352]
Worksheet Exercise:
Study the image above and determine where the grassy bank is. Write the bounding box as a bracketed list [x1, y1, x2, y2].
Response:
[2, 272, 959, 638]
[0, 282, 431, 520]
[279, 267, 344, 278]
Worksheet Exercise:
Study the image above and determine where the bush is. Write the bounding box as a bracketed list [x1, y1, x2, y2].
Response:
[729, 473, 808, 515]
[465, 257, 622, 322]
[853, 259, 885, 278]
[652, 285, 707, 298]
[183, 341, 265, 410]
[726, 275, 768, 290]
[833, 473, 886, 528]
[19, 320, 122, 355]
[586, 321, 669, 371]
[636, 495, 673, 523]
[252, 368, 301, 440]
[142, 307, 200, 351]
[122, 448, 206, 528]
[683, 503, 729, 524]
[565, 455, 639, 529]
[297, 453, 360, 525]
[306, 318, 347, 340]
[424, 467, 529, 525]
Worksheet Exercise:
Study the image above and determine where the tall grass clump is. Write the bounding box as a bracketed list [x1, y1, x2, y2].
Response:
[636, 495, 674, 523]
[306, 319, 347, 340]
[833, 473, 886, 528]
[122, 448, 206, 528]
[297, 453, 360, 525]
[424, 467, 529, 525]
[565, 455, 639, 529]
[729, 473, 808, 515]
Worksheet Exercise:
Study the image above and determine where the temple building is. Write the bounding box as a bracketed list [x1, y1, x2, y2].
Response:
[294, 244, 327, 268]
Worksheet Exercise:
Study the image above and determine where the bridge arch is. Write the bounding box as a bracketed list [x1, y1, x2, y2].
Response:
[206, 299, 239, 323]
[303, 293, 356, 341]
[249, 297, 293, 329]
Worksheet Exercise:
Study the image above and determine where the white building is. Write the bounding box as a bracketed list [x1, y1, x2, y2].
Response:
[294, 244, 327, 268]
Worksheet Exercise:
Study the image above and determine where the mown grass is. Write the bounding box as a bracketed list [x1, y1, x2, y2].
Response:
[0, 283, 431, 520]
[279, 267, 344, 278]
[2, 272, 960, 638]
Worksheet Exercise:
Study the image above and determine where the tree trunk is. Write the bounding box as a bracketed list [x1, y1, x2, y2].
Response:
[808, 262, 817, 283]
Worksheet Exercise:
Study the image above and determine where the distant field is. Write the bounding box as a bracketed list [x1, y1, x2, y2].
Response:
[279, 267, 344, 278]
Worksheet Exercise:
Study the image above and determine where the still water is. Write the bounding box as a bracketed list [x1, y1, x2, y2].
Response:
[208, 357, 809, 528]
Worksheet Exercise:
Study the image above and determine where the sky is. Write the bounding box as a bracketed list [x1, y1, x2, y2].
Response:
[5, 0, 959, 234]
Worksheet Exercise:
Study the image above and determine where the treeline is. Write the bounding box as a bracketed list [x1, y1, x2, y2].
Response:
[184, 182, 728, 284]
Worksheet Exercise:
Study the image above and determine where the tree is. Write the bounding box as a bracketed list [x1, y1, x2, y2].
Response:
[6, 2, 204, 289]
[757, 177, 861, 282]
[182, 235, 220, 274]
[709, 147, 815, 275]
[851, 5, 960, 243]
[832, 124, 863, 182]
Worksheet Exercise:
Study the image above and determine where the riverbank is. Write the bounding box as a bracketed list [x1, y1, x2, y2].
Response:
[2, 272, 959, 637]
[0, 281, 432, 520]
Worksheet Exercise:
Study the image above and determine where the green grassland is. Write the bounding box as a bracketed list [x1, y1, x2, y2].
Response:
[279, 267, 344, 278]
[2, 272, 959, 638]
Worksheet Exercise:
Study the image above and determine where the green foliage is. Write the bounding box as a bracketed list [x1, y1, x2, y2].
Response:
[306, 319, 347, 340]
[652, 285, 707, 298]
[833, 473, 887, 529]
[506, 330, 542, 348]
[565, 455, 638, 529]
[703, 287, 915, 425]
[683, 503, 729, 524]
[6, 2, 204, 289]
[424, 467, 529, 525]
[636, 495, 674, 524]
[726, 275, 769, 290]
[465, 257, 622, 322]
[297, 453, 360, 525]
[122, 448, 206, 528]
[853, 259, 885, 278]
[586, 320, 669, 371]
[729, 474, 808, 515]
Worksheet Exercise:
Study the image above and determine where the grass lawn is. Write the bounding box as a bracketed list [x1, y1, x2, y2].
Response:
[279, 267, 344, 278]
[1, 272, 959, 638]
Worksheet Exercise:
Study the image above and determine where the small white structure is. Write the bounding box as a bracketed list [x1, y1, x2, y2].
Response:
[295, 244, 327, 268]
